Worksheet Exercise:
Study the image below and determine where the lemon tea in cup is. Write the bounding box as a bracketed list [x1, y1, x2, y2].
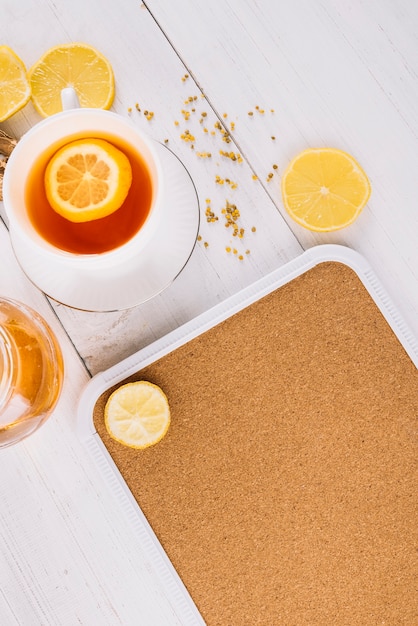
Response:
[3, 106, 163, 267]
[25, 132, 153, 255]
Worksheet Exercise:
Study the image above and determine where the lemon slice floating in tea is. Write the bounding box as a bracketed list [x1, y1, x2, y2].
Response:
[281, 148, 371, 232]
[28, 42, 115, 117]
[45, 138, 132, 222]
[105, 381, 171, 449]
[0, 45, 31, 122]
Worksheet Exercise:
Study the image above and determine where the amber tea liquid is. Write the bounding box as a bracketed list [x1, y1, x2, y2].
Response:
[25, 132, 153, 255]
[0, 298, 63, 447]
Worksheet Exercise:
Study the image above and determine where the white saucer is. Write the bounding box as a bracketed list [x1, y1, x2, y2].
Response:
[10, 143, 200, 311]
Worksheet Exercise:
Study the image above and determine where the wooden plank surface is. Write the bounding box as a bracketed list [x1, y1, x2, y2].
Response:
[146, 0, 418, 341]
[0, 0, 417, 624]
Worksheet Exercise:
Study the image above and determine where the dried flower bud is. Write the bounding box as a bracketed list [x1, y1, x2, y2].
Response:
[0, 130, 17, 158]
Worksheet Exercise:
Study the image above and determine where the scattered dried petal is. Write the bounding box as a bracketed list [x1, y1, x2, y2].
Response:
[0, 130, 17, 157]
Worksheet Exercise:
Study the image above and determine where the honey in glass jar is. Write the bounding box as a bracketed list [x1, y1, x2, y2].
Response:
[0, 297, 64, 448]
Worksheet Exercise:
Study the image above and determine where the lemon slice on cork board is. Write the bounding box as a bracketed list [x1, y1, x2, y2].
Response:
[104, 381, 171, 449]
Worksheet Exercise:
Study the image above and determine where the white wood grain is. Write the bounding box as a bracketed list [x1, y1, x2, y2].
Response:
[0, 223, 201, 625]
[0, 0, 417, 624]
[1, 0, 303, 376]
[146, 0, 418, 338]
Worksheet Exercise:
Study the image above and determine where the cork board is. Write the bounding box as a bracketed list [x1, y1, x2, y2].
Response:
[93, 261, 418, 626]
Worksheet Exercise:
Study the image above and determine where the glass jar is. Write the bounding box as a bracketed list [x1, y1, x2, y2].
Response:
[0, 297, 64, 448]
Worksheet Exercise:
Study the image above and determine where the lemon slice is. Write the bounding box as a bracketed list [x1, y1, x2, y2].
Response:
[44, 138, 132, 223]
[28, 43, 115, 117]
[105, 381, 171, 449]
[281, 148, 371, 232]
[0, 46, 31, 122]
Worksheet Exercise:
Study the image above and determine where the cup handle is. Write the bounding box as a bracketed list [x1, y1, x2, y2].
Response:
[61, 87, 81, 111]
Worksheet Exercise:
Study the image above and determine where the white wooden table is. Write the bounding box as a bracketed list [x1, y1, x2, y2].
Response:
[0, 1, 417, 624]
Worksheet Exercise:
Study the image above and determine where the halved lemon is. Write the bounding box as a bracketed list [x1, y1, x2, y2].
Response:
[281, 148, 371, 232]
[44, 138, 132, 222]
[105, 381, 171, 449]
[28, 43, 115, 117]
[0, 45, 31, 122]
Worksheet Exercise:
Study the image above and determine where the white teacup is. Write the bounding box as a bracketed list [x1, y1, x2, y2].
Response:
[3, 89, 163, 270]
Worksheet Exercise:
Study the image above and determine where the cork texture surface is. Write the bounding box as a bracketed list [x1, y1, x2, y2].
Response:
[93, 262, 418, 625]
